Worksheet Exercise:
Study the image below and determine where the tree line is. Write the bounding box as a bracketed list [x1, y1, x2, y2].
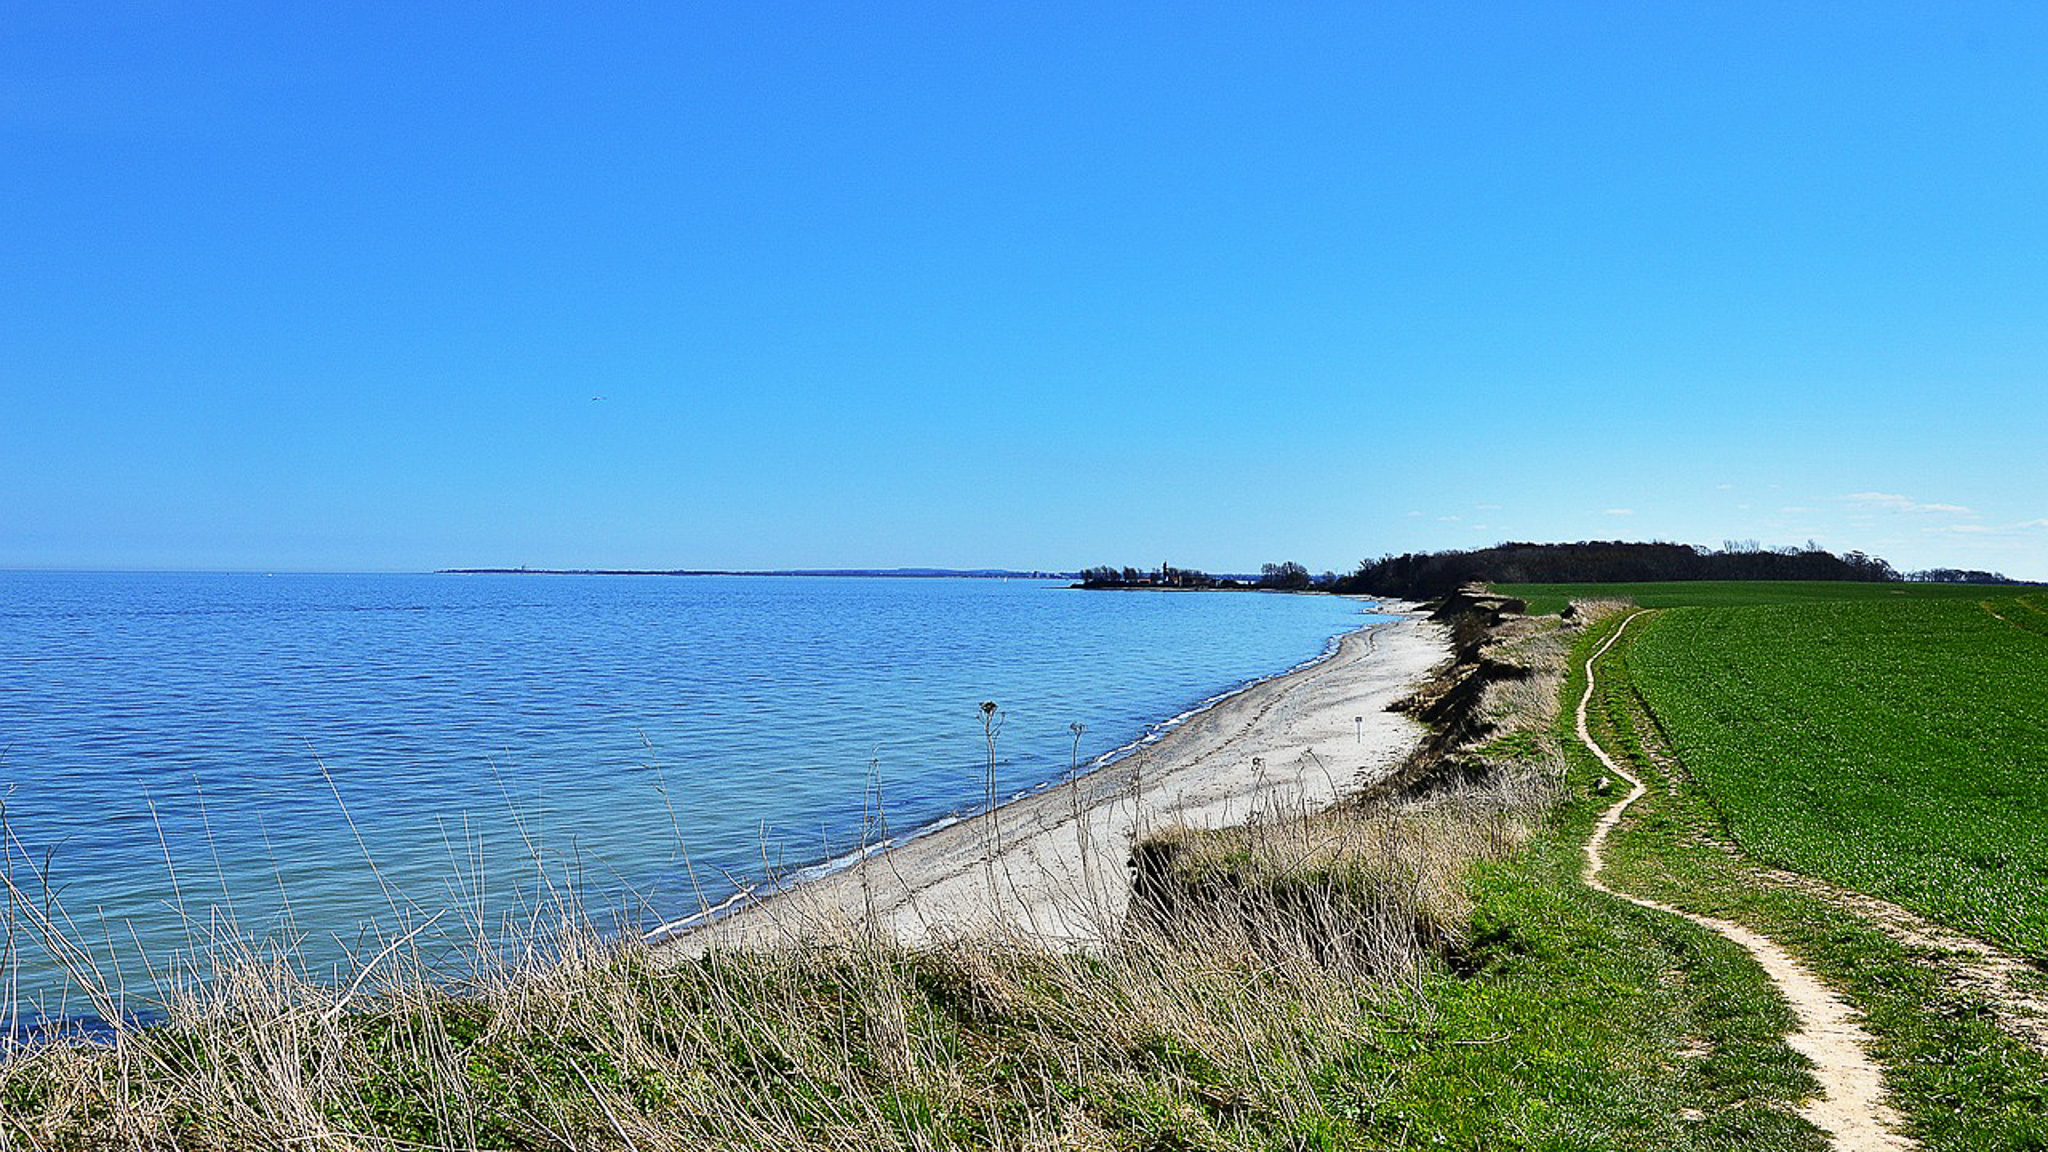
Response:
[1330, 540, 1907, 600]
[1905, 567, 2023, 584]
[1077, 543, 2030, 600]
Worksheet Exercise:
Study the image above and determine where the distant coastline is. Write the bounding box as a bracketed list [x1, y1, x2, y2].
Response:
[434, 566, 1325, 589]
[436, 566, 1073, 579]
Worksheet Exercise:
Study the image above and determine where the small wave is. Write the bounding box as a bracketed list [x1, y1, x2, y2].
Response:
[641, 884, 763, 943]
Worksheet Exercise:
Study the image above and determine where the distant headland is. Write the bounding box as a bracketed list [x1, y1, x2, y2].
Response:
[1073, 561, 1332, 591]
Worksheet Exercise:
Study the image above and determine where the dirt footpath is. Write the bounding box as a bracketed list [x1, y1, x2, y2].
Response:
[1577, 612, 1913, 1152]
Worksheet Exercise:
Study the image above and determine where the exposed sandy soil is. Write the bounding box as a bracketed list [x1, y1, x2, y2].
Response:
[1577, 612, 1915, 1152]
[660, 604, 1449, 953]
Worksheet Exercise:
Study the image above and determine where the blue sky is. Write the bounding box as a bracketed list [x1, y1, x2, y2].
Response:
[5, 3, 2044, 578]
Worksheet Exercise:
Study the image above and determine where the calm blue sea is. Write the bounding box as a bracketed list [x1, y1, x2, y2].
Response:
[0, 572, 1380, 1025]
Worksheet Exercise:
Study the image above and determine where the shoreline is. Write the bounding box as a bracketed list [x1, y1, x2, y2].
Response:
[644, 605, 1376, 939]
[660, 600, 1449, 951]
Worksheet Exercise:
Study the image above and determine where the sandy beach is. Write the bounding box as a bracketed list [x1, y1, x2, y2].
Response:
[663, 601, 1449, 951]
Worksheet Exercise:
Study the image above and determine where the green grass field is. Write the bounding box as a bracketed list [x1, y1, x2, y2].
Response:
[1500, 581, 2048, 960]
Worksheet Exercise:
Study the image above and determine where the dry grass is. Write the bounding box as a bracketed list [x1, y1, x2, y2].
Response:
[1130, 776, 1550, 980]
[1, 879, 1486, 1149]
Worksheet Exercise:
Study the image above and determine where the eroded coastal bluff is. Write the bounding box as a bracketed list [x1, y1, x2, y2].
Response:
[669, 600, 1450, 949]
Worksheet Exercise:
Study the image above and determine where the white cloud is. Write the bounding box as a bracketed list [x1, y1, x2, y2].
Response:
[1947, 524, 1993, 534]
[1437, 515, 1462, 523]
[1475, 503, 1503, 511]
[1845, 492, 1979, 517]
[2019, 519, 2048, 530]
[1716, 483, 1734, 491]
[1604, 508, 1634, 516]
[1406, 511, 1422, 518]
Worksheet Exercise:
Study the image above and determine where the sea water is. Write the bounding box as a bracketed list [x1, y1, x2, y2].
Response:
[0, 572, 1382, 1026]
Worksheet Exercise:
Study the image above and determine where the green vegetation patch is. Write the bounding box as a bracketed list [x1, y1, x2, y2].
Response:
[1623, 596, 2048, 960]
[1400, 836, 1827, 1150]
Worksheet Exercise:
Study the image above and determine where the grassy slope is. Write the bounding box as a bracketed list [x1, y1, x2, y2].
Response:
[1548, 587, 2048, 1148]
[0, 823, 1845, 1148]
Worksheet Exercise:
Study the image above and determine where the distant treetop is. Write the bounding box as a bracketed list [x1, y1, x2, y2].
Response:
[1904, 567, 2020, 585]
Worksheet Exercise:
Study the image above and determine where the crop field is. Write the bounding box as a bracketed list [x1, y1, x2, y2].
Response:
[1552, 585, 2048, 961]
[1494, 580, 1996, 616]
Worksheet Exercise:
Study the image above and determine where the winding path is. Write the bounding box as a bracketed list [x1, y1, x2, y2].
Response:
[1576, 612, 1913, 1151]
